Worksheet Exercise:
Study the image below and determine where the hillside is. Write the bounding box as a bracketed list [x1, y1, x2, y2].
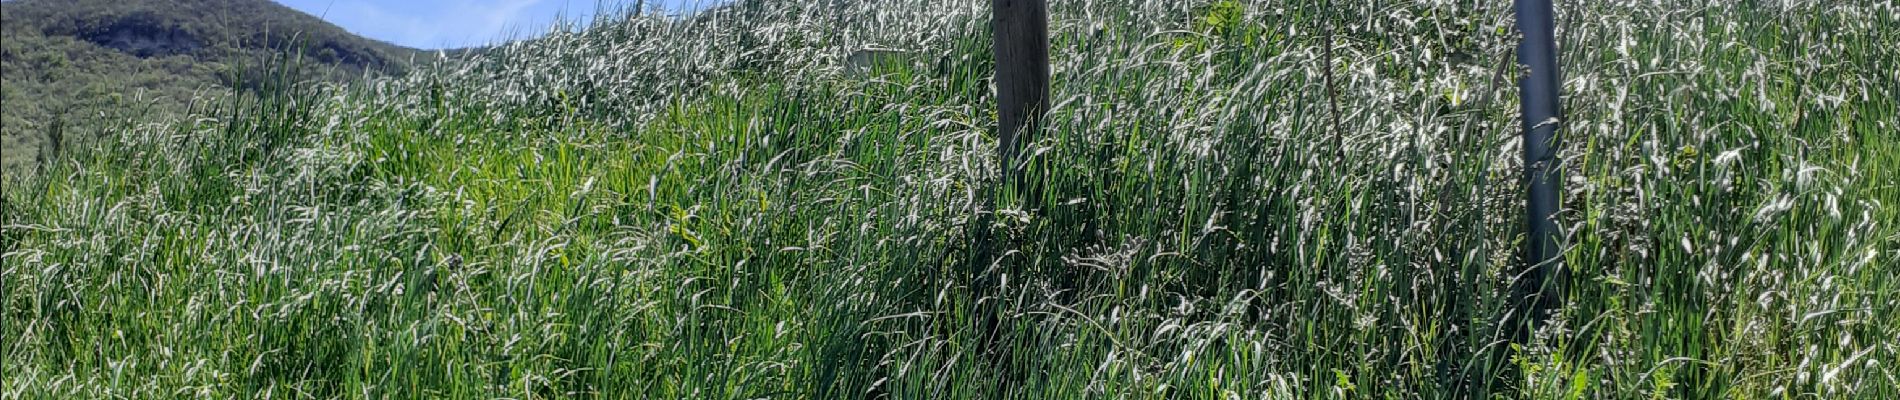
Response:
[0, 0, 424, 173]
[3, 0, 1896, 398]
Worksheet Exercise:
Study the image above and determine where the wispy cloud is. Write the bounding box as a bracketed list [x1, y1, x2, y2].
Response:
[281, 0, 602, 49]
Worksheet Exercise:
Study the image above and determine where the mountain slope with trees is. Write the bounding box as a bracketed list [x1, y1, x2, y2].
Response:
[1, 0, 425, 173]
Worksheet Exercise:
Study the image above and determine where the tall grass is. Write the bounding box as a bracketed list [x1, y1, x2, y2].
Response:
[3, 0, 1895, 398]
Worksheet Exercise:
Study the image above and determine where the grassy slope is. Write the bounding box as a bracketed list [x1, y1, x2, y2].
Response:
[3, 0, 1896, 398]
[0, 0, 422, 174]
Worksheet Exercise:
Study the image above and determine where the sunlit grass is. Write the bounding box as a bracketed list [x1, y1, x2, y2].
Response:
[3, 0, 1895, 398]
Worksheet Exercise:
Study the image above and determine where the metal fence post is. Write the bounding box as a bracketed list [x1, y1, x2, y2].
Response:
[1513, 0, 1565, 336]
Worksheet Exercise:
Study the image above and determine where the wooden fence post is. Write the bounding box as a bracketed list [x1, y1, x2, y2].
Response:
[991, 0, 1049, 180]
[965, 0, 1049, 381]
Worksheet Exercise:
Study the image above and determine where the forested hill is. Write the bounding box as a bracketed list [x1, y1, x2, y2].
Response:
[0, 0, 426, 173]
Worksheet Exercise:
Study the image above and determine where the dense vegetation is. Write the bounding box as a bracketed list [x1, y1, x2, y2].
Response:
[1, 0, 422, 173]
[3, 0, 1895, 398]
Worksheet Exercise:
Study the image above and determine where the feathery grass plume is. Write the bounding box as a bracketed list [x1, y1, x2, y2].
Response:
[2, 0, 1895, 398]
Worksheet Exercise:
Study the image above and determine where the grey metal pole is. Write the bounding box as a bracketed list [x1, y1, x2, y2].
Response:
[1514, 0, 1564, 330]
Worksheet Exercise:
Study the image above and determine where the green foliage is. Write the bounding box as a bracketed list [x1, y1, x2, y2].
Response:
[2, 0, 1896, 398]
[1174, 0, 1258, 55]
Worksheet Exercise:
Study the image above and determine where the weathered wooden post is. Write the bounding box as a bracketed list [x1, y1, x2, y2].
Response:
[966, 0, 1049, 379]
[1512, 0, 1564, 336]
[991, 0, 1049, 180]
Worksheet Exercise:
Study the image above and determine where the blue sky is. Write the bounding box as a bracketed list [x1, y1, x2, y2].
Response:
[274, 0, 722, 49]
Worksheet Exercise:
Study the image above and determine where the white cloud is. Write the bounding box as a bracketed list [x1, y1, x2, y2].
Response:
[319, 0, 585, 49]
